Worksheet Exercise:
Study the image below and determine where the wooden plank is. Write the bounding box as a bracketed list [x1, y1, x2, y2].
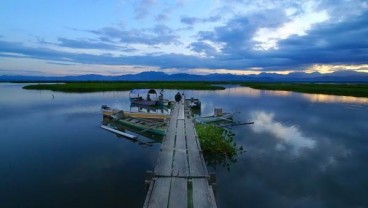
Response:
[172, 118, 188, 177]
[178, 104, 185, 120]
[172, 151, 188, 177]
[154, 149, 173, 176]
[162, 121, 176, 149]
[171, 103, 179, 119]
[192, 178, 217, 208]
[188, 149, 206, 177]
[175, 120, 186, 149]
[168, 178, 188, 208]
[184, 116, 207, 177]
[185, 118, 199, 150]
[145, 178, 171, 208]
[162, 103, 179, 147]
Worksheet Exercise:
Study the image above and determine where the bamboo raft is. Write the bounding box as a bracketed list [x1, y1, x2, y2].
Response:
[143, 101, 217, 208]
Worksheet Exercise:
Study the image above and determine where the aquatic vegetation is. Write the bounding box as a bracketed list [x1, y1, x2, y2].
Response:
[241, 83, 368, 97]
[195, 124, 244, 170]
[23, 82, 225, 92]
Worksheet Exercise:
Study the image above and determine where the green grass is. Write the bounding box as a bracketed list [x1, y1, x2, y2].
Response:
[195, 124, 243, 169]
[241, 83, 368, 97]
[23, 81, 368, 97]
[23, 82, 225, 92]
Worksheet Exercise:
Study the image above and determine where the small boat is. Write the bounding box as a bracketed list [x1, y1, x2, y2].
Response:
[101, 105, 119, 116]
[130, 103, 170, 113]
[114, 111, 170, 122]
[129, 89, 158, 106]
[194, 113, 233, 124]
[185, 98, 201, 109]
[194, 108, 233, 124]
[101, 104, 170, 122]
[114, 117, 166, 136]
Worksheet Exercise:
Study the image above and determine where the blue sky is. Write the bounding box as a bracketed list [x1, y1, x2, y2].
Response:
[0, 0, 367, 76]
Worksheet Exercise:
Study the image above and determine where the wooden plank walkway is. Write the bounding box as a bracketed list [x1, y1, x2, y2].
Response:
[143, 101, 217, 208]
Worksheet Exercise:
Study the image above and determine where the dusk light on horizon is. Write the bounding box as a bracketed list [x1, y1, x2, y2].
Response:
[1, 0, 368, 76]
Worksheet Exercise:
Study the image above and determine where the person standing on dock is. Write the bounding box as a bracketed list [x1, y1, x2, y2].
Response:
[175, 92, 182, 103]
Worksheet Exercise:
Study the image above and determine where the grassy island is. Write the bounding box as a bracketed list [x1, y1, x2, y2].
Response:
[195, 124, 243, 169]
[23, 82, 225, 92]
[241, 83, 368, 97]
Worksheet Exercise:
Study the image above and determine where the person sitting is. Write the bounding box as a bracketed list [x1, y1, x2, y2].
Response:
[146, 94, 151, 101]
[158, 93, 163, 101]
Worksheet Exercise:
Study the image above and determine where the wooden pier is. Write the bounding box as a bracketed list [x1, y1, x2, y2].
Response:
[143, 101, 217, 208]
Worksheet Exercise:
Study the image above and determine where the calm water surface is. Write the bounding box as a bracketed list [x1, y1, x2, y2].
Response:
[1, 83, 368, 208]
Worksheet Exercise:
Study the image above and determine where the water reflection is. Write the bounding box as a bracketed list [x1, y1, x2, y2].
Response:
[2, 83, 368, 208]
[217, 86, 261, 97]
[263, 90, 292, 97]
[233, 86, 368, 105]
[0, 83, 159, 208]
[250, 111, 316, 155]
[301, 93, 368, 104]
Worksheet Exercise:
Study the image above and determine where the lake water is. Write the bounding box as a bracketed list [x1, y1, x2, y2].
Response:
[1, 83, 368, 208]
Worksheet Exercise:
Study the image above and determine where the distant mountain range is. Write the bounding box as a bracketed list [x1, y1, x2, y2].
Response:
[1, 71, 368, 82]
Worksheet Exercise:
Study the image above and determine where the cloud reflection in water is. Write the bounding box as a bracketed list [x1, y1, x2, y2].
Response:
[250, 111, 316, 155]
[301, 93, 368, 104]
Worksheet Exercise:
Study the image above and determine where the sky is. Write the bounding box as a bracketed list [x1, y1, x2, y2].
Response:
[0, 0, 368, 76]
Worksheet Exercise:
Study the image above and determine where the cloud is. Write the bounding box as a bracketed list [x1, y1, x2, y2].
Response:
[316, 0, 368, 21]
[1, 9, 367, 72]
[180, 15, 221, 25]
[46, 61, 76, 66]
[56, 38, 135, 51]
[89, 24, 180, 45]
[268, 12, 368, 66]
[0, 68, 46, 76]
[134, 0, 156, 19]
[0, 39, 204, 69]
[198, 9, 289, 53]
[155, 13, 168, 21]
[250, 111, 316, 155]
[188, 41, 218, 56]
[194, 10, 368, 70]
